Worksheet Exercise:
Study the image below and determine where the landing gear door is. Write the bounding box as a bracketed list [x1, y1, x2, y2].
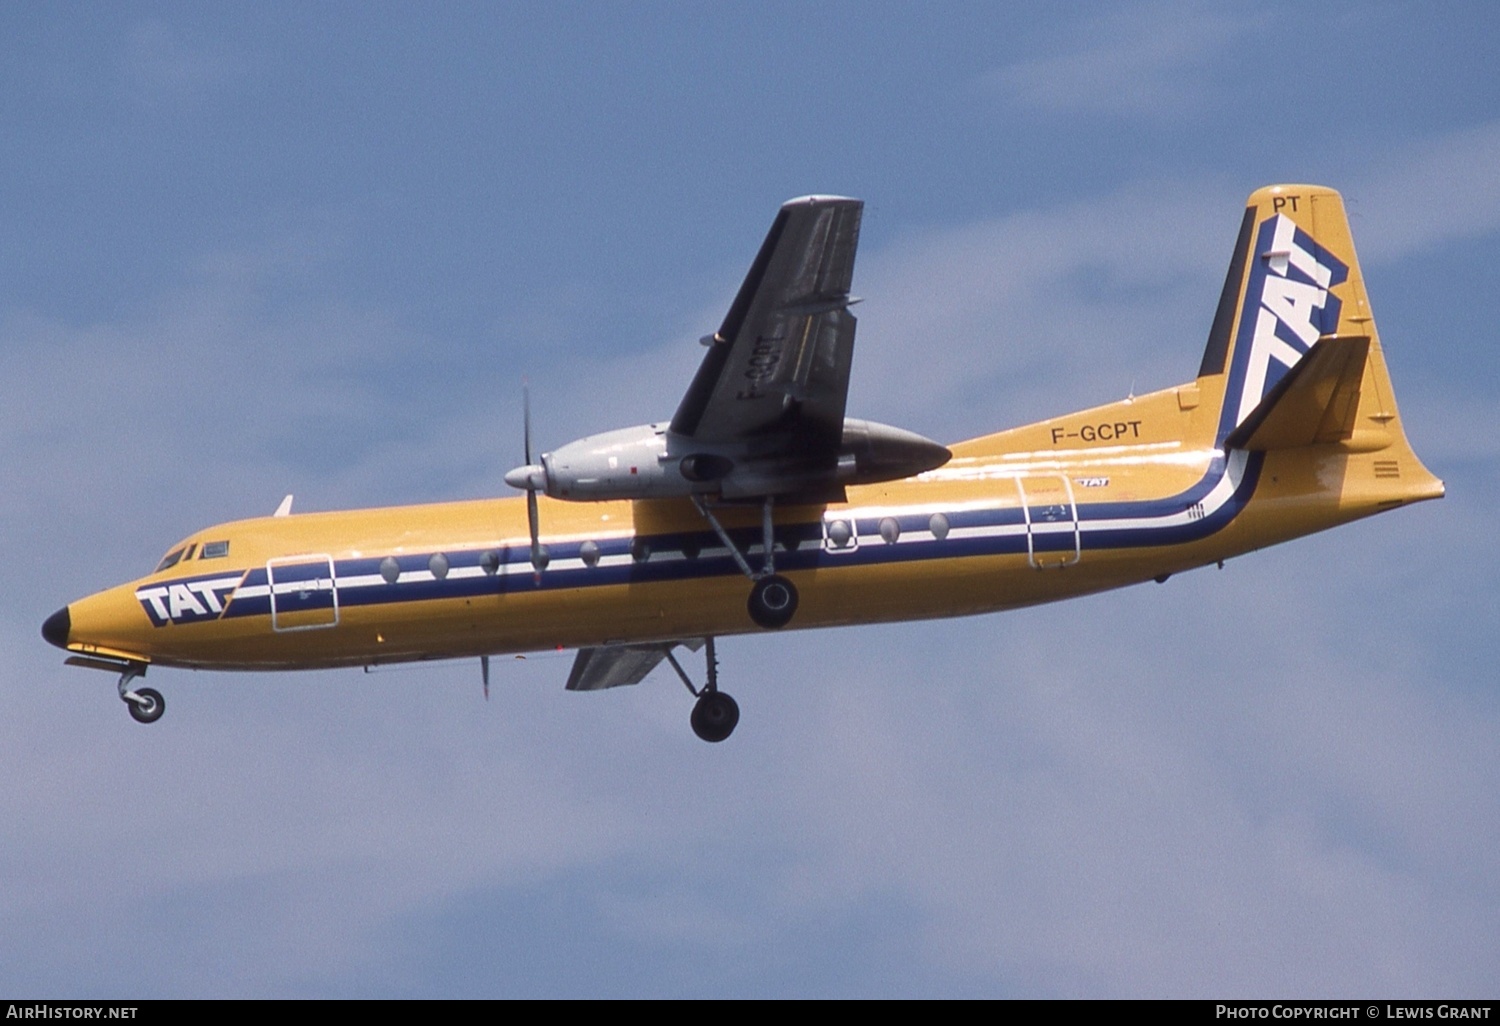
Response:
[267, 555, 340, 632]
[1017, 475, 1080, 569]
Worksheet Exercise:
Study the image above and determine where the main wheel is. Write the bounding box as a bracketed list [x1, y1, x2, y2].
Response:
[127, 688, 165, 724]
[747, 574, 798, 629]
[691, 691, 740, 743]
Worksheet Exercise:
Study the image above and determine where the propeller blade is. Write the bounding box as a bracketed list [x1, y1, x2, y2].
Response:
[517, 384, 547, 574]
[523, 384, 534, 466]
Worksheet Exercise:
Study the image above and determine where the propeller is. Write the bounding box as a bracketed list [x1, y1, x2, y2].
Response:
[503, 386, 549, 574]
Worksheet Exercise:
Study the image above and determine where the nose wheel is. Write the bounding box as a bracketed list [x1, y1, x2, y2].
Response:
[126, 688, 165, 724]
[116, 664, 164, 724]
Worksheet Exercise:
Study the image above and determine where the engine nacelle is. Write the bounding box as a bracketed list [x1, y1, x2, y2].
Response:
[520, 418, 950, 502]
[540, 423, 679, 500]
[834, 418, 953, 485]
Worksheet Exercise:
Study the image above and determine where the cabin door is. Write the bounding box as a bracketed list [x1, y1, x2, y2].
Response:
[267, 554, 341, 631]
[1016, 475, 1080, 569]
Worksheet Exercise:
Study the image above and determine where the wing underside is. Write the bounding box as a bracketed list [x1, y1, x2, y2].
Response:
[565, 639, 704, 692]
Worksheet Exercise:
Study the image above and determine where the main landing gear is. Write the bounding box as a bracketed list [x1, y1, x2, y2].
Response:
[664, 637, 739, 743]
[692, 495, 799, 630]
[748, 575, 796, 629]
[117, 663, 164, 724]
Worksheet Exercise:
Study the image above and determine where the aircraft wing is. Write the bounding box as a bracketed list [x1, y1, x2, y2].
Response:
[669, 196, 864, 456]
[565, 639, 704, 692]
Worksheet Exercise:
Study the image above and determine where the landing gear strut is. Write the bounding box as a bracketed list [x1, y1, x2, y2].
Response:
[665, 637, 739, 743]
[117, 664, 164, 724]
[692, 495, 799, 630]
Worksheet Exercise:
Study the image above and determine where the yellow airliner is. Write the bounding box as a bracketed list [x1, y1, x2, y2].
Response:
[43, 185, 1443, 741]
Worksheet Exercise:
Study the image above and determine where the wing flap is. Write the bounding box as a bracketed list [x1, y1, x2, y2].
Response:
[565, 639, 704, 692]
[1225, 334, 1370, 451]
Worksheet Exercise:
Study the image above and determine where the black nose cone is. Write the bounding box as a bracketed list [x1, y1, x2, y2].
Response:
[41, 606, 70, 649]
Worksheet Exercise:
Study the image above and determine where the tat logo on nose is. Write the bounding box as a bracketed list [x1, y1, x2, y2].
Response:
[135, 573, 245, 626]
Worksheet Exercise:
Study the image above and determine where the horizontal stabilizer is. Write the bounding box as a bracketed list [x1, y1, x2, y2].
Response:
[565, 639, 704, 691]
[1225, 335, 1370, 451]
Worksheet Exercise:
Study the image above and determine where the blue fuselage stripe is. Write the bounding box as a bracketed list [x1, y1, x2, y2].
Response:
[192, 451, 1262, 623]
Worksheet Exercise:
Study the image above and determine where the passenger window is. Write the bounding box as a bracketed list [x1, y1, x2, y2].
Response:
[154, 548, 186, 573]
[200, 540, 230, 559]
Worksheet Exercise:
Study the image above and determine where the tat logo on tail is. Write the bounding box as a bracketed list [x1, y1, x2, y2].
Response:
[1221, 213, 1350, 441]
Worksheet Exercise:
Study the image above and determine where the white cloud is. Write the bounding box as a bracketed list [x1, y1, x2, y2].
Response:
[848, 179, 1240, 440]
[1349, 119, 1500, 262]
[120, 20, 249, 107]
[983, 2, 1262, 119]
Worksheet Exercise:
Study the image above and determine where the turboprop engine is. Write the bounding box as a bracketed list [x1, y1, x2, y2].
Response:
[504, 417, 951, 502]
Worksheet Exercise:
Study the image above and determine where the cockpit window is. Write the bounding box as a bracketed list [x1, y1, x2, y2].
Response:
[200, 540, 230, 559]
[154, 547, 187, 573]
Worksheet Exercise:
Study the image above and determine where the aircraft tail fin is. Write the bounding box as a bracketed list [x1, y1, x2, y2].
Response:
[1197, 185, 1441, 500]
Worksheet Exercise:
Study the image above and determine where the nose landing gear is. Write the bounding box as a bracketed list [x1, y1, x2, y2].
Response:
[117, 664, 164, 724]
[126, 687, 165, 724]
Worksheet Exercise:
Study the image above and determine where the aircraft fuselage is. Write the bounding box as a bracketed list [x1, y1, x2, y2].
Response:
[42, 185, 1445, 739]
[51, 372, 1440, 675]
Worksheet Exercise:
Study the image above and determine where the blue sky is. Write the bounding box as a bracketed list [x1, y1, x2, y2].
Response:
[3, 1, 1498, 997]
